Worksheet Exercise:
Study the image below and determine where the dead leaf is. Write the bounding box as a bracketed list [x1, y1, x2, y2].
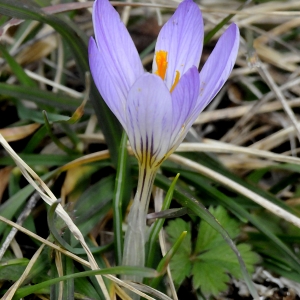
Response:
[0, 123, 40, 142]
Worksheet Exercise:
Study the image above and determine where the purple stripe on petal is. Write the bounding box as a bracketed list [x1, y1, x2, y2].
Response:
[196, 23, 240, 112]
[89, 37, 127, 128]
[153, 0, 204, 90]
[92, 0, 144, 100]
[170, 66, 199, 148]
[125, 74, 173, 168]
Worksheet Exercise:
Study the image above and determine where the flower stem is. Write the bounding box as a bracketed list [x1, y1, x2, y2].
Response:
[122, 165, 156, 282]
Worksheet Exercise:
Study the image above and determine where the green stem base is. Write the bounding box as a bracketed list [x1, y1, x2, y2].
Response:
[122, 166, 156, 283]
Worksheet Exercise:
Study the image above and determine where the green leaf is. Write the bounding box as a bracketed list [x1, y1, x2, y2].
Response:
[191, 206, 260, 297]
[173, 167, 300, 271]
[192, 243, 260, 296]
[155, 173, 259, 299]
[192, 261, 229, 296]
[165, 219, 191, 255]
[168, 252, 192, 287]
[165, 219, 192, 286]
[0, 255, 29, 281]
[195, 206, 240, 253]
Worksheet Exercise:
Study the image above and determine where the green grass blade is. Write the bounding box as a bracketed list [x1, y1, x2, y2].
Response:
[22, 125, 48, 153]
[0, 83, 88, 112]
[63, 231, 75, 300]
[204, 0, 251, 44]
[14, 266, 158, 298]
[112, 131, 129, 265]
[150, 231, 187, 289]
[146, 174, 180, 268]
[0, 44, 36, 87]
[43, 111, 78, 155]
[0, 154, 80, 166]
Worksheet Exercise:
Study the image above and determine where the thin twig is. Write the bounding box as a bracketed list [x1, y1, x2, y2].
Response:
[0, 191, 40, 260]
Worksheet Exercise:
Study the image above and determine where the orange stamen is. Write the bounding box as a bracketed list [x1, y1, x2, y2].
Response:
[170, 71, 180, 92]
[155, 50, 168, 80]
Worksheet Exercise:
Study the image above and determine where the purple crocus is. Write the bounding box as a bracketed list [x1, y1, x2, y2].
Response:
[89, 0, 239, 277]
[89, 0, 239, 171]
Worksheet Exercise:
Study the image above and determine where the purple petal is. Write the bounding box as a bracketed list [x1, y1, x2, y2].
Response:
[89, 38, 127, 127]
[90, 0, 144, 126]
[196, 23, 240, 112]
[170, 66, 199, 148]
[153, 0, 204, 90]
[126, 74, 173, 168]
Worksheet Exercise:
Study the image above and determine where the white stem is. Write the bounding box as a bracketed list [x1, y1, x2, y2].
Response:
[122, 165, 156, 282]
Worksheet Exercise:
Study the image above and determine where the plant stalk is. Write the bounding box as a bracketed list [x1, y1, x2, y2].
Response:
[122, 164, 157, 283]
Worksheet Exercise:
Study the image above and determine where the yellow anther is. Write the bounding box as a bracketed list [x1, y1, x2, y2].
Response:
[155, 51, 168, 80]
[170, 71, 180, 92]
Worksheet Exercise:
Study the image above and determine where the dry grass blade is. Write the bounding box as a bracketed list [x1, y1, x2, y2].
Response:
[169, 154, 300, 229]
[0, 216, 156, 300]
[195, 98, 300, 125]
[24, 69, 83, 98]
[249, 122, 300, 151]
[0, 215, 91, 267]
[0, 137, 158, 300]
[59, 149, 110, 171]
[0, 134, 110, 300]
[2, 244, 46, 300]
[125, 282, 173, 300]
[257, 62, 300, 143]
[177, 141, 300, 165]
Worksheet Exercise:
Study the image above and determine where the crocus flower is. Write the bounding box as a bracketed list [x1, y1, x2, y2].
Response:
[89, 0, 239, 279]
[89, 0, 239, 171]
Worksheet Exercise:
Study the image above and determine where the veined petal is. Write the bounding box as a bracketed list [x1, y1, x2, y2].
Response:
[153, 0, 204, 90]
[89, 38, 126, 128]
[126, 74, 173, 168]
[91, 0, 144, 122]
[196, 23, 240, 112]
[170, 66, 199, 148]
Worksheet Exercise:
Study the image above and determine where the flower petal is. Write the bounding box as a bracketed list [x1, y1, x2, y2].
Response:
[89, 38, 126, 127]
[153, 0, 204, 90]
[90, 0, 144, 126]
[170, 66, 199, 149]
[196, 23, 240, 112]
[126, 74, 173, 168]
